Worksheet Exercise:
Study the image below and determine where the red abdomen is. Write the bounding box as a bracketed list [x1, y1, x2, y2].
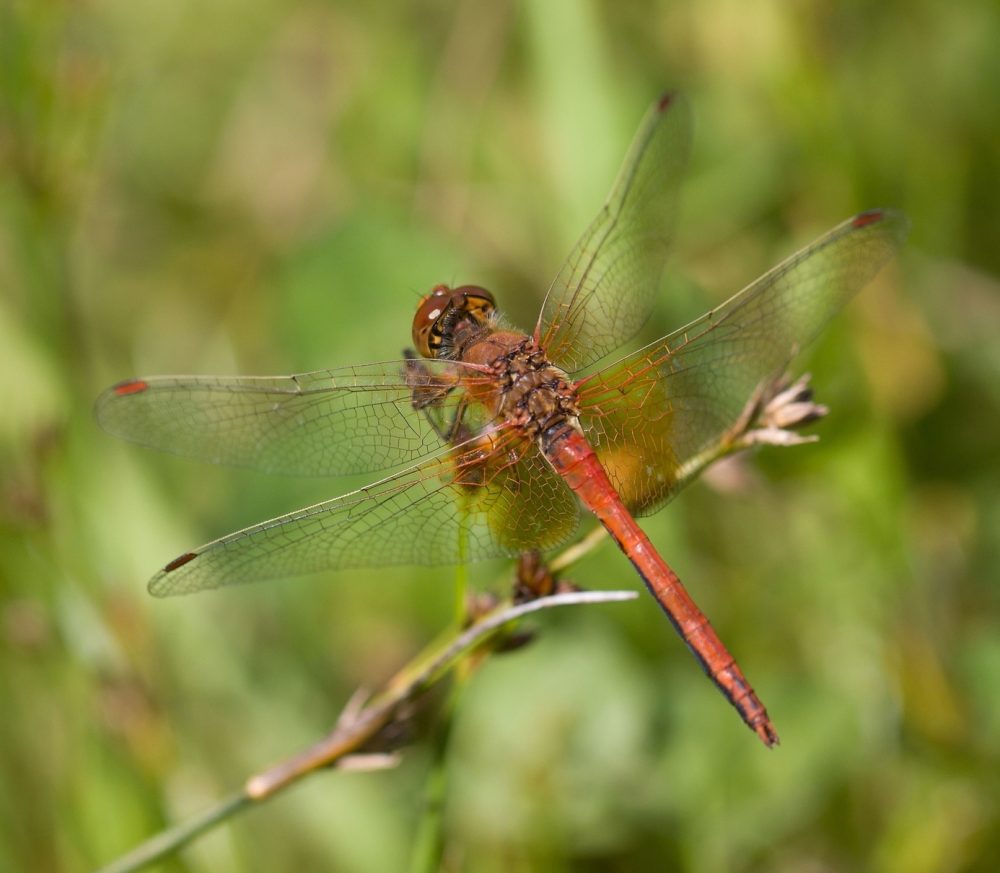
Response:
[544, 426, 779, 747]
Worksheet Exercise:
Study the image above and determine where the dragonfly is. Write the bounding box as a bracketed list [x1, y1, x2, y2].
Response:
[96, 93, 907, 746]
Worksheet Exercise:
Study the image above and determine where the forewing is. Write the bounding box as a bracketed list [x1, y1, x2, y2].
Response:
[580, 209, 909, 515]
[95, 360, 473, 477]
[535, 92, 692, 374]
[148, 432, 580, 596]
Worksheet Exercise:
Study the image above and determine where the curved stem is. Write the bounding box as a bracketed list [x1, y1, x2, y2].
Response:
[408, 682, 459, 873]
[94, 586, 637, 873]
[94, 791, 251, 873]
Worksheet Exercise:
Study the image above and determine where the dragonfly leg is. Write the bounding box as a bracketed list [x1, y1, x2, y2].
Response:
[403, 348, 467, 442]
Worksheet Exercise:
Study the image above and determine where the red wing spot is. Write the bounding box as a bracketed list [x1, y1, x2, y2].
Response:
[852, 209, 884, 229]
[164, 552, 198, 573]
[114, 379, 149, 396]
[657, 91, 676, 112]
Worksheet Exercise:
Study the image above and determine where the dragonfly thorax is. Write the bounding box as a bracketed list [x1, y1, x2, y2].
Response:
[491, 338, 582, 446]
[412, 284, 496, 359]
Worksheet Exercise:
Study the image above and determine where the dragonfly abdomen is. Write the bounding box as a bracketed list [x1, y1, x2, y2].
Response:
[543, 426, 780, 747]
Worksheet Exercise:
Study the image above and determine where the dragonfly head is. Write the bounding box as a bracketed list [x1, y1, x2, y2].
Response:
[412, 284, 496, 358]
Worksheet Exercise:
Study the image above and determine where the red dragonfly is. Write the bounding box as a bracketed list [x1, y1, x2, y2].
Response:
[97, 93, 907, 746]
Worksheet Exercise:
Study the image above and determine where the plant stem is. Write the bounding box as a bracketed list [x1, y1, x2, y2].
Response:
[94, 587, 637, 873]
[94, 791, 251, 873]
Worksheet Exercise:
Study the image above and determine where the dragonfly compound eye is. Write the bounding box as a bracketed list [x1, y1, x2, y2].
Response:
[412, 284, 496, 358]
[453, 286, 496, 323]
[412, 285, 452, 358]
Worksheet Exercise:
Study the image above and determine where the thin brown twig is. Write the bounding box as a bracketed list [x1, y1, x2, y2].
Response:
[93, 586, 636, 873]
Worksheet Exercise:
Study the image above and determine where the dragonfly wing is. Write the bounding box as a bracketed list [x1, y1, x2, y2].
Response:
[482, 443, 582, 553]
[535, 92, 692, 375]
[148, 433, 580, 596]
[95, 360, 474, 477]
[580, 209, 909, 515]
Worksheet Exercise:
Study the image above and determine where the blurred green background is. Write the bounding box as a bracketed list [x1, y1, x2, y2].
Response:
[2, 0, 999, 870]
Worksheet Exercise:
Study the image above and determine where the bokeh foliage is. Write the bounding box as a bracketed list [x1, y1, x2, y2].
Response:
[2, 0, 998, 870]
